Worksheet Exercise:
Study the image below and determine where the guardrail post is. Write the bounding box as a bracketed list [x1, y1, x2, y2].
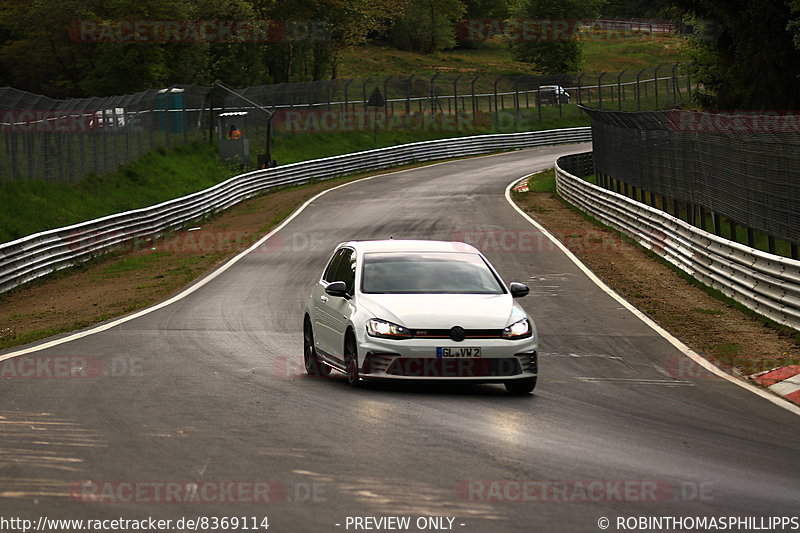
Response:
[747, 227, 755, 248]
[792, 243, 798, 260]
[712, 212, 722, 236]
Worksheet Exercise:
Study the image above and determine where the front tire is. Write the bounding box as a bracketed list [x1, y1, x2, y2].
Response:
[304, 318, 330, 377]
[505, 377, 536, 395]
[344, 333, 360, 387]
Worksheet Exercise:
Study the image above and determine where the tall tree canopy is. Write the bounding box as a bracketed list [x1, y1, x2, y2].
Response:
[507, 0, 606, 73]
[676, 0, 800, 109]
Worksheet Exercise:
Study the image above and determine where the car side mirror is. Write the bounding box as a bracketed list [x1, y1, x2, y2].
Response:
[509, 282, 530, 298]
[325, 281, 349, 298]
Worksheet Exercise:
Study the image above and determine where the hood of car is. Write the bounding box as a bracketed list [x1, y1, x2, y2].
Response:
[357, 292, 522, 329]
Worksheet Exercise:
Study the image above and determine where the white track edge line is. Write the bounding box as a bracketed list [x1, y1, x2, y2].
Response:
[0, 148, 554, 362]
[504, 176, 800, 417]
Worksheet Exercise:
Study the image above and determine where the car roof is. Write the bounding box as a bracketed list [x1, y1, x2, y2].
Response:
[339, 239, 481, 254]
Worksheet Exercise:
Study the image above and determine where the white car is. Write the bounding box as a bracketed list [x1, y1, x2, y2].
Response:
[538, 85, 570, 104]
[303, 240, 538, 394]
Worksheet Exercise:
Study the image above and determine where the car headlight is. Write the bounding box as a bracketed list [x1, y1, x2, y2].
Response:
[503, 318, 532, 339]
[366, 318, 412, 339]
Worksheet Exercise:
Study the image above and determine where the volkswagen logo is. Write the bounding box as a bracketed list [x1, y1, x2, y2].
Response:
[449, 326, 466, 342]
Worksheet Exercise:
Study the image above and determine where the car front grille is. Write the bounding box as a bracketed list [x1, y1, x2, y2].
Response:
[409, 329, 505, 339]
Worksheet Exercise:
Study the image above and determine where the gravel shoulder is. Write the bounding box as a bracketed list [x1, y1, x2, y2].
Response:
[511, 169, 800, 382]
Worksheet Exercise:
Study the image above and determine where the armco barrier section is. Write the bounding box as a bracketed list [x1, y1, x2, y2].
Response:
[0, 128, 591, 294]
[556, 152, 800, 331]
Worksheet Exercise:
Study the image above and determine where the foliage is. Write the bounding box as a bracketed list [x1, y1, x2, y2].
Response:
[0, 0, 406, 96]
[507, 0, 606, 73]
[675, 0, 800, 110]
[389, 0, 467, 53]
[600, 0, 674, 18]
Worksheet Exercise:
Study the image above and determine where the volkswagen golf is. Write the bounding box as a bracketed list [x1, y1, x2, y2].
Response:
[303, 240, 538, 394]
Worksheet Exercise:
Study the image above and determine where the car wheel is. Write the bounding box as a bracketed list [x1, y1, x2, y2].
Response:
[304, 317, 330, 377]
[344, 333, 360, 387]
[505, 377, 536, 395]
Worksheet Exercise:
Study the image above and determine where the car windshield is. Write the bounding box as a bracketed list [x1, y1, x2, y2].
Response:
[361, 252, 505, 294]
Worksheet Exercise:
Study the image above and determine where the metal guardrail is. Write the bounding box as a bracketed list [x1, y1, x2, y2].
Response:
[0, 127, 591, 294]
[556, 152, 800, 331]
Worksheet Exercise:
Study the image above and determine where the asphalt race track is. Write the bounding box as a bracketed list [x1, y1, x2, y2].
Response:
[2, 143, 799, 532]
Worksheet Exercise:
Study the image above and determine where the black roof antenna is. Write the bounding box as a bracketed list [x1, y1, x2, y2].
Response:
[389, 235, 394, 240]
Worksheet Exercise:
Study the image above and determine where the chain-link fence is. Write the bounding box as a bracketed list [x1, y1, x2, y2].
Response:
[584, 107, 800, 258]
[0, 64, 688, 183]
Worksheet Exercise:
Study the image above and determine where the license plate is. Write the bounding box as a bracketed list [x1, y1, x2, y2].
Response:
[437, 347, 481, 358]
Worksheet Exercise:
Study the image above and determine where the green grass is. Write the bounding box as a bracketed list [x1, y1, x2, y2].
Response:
[97, 251, 174, 278]
[525, 168, 557, 193]
[0, 142, 234, 243]
[692, 307, 724, 315]
[338, 33, 687, 80]
[0, 110, 589, 244]
[580, 32, 687, 72]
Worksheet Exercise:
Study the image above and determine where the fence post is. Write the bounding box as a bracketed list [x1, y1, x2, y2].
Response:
[344, 78, 353, 115]
[597, 72, 606, 109]
[384, 75, 392, 121]
[654, 65, 661, 108]
[429, 73, 440, 116]
[616, 70, 626, 110]
[361, 77, 372, 113]
[671, 63, 679, 106]
[405, 75, 413, 117]
[493, 76, 501, 123]
[636, 68, 645, 111]
[470, 76, 478, 115]
[453, 74, 462, 118]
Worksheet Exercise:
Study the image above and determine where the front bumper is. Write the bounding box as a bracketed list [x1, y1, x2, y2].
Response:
[358, 336, 537, 382]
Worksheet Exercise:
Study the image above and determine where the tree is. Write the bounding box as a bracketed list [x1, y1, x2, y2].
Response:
[390, 0, 467, 54]
[675, 0, 800, 110]
[508, 0, 606, 73]
[601, 0, 673, 18]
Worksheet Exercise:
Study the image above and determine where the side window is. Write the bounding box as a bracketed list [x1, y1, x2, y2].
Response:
[332, 249, 356, 294]
[322, 249, 346, 283]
